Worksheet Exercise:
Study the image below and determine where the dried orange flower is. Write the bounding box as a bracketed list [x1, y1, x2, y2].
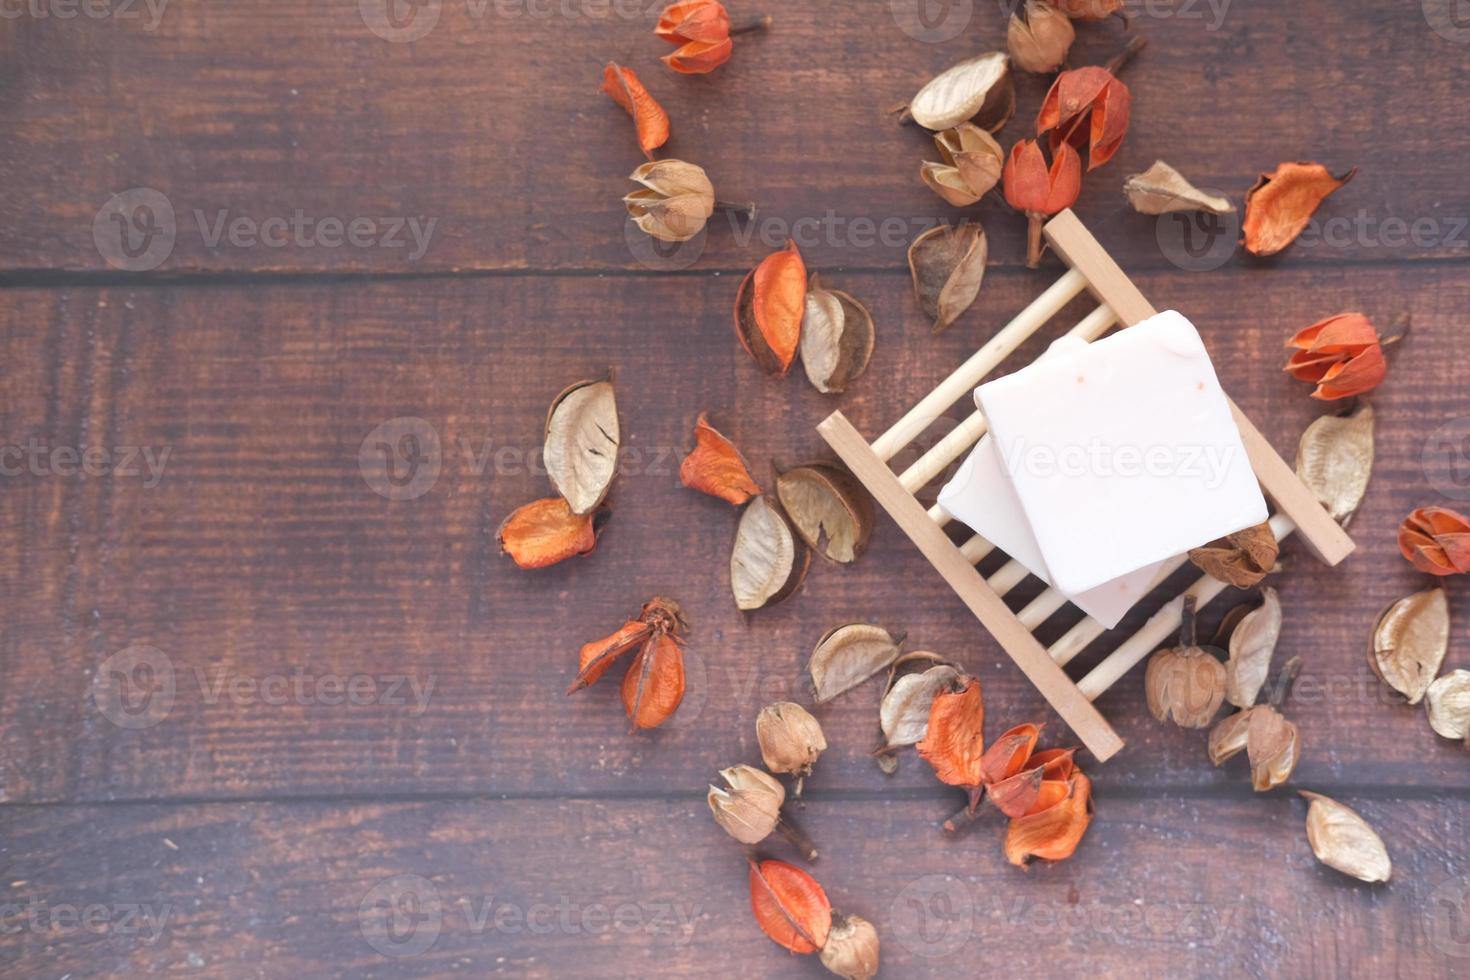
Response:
[747, 858, 831, 954]
[734, 240, 806, 376]
[624, 159, 715, 242]
[680, 411, 761, 505]
[1003, 138, 1081, 267]
[1283, 312, 1386, 400]
[599, 62, 669, 160]
[496, 497, 604, 569]
[1003, 766, 1093, 865]
[1398, 506, 1470, 576]
[1242, 162, 1356, 256]
[1036, 66, 1131, 171]
[656, 1, 768, 74]
[566, 597, 689, 732]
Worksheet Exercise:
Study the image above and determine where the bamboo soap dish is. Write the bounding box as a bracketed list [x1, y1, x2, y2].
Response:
[817, 210, 1354, 762]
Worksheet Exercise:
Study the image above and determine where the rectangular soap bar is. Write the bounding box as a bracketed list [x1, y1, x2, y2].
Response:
[976, 310, 1267, 596]
[937, 434, 1166, 628]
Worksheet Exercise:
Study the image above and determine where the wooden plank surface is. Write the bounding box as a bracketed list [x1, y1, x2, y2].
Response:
[4, 0, 1469, 975]
[1, 796, 1465, 978]
[2, 2, 1468, 274]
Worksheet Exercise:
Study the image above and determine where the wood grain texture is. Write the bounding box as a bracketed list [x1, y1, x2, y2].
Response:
[1, 2, 1467, 273]
[1, 796, 1465, 978]
[3, 264, 1467, 804]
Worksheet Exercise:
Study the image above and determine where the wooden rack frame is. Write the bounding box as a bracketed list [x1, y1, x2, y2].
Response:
[818, 210, 1354, 761]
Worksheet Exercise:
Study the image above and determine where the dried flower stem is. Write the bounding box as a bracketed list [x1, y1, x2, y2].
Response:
[776, 811, 820, 862]
[1104, 33, 1147, 76]
[715, 199, 757, 219]
[1380, 313, 1412, 348]
[731, 14, 772, 34]
[1025, 211, 1045, 269]
[1267, 655, 1303, 709]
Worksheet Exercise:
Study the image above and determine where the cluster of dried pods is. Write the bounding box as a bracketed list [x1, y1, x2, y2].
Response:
[497, 378, 618, 569]
[678, 412, 874, 611]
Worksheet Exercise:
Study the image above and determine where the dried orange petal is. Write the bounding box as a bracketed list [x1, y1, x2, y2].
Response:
[600, 62, 670, 160]
[621, 631, 686, 730]
[1242, 162, 1355, 256]
[979, 723, 1041, 784]
[916, 677, 984, 799]
[566, 620, 649, 694]
[747, 858, 832, 954]
[497, 497, 601, 570]
[679, 412, 762, 505]
[734, 240, 806, 376]
[1004, 772, 1093, 865]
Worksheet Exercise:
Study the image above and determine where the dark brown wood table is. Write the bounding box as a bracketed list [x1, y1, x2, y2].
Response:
[2, 2, 1468, 976]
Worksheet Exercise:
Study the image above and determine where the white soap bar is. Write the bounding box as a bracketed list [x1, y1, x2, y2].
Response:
[976, 310, 1267, 596]
[937, 336, 1167, 629]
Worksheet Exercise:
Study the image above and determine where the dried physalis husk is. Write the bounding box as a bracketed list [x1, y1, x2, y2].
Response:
[544, 378, 619, 515]
[599, 62, 670, 160]
[1244, 703, 1299, 791]
[916, 677, 987, 809]
[748, 858, 832, 954]
[907, 223, 987, 333]
[1242, 162, 1356, 256]
[1225, 587, 1282, 708]
[879, 661, 962, 752]
[708, 764, 785, 845]
[624, 159, 715, 242]
[756, 702, 827, 779]
[735, 240, 806, 377]
[920, 124, 1004, 207]
[1145, 596, 1228, 728]
[775, 463, 874, 564]
[1123, 160, 1234, 216]
[1300, 791, 1392, 883]
[497, 497, 606, 569]
[800, 275, 875, 395]
[905, 51, 1012, 132]
[1007, 0, 1075, 73]
[1398, 506, 1470, 577]
[1369, 586, 1449, 704]
[680, 411, 761, 506]
[1425, 670, 1470, 742]
[1296, 403, 1374, 526]
[820, 912, 880, 980]
[1188, 521, 1279, 588]
[730, 495, 810, 611]
[621, 629, 686, 731]
[809, 623, 904, 703]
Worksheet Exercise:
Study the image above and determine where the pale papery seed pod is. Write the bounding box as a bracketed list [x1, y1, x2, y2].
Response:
[756, 701, 827, 779]
[1007, 0, 1075, 74]
[706, 764, 784, 845]
[820, 911, 880, 980]
[1144, 597, 1227, 728]
[624, 159, 715, 242]
[1425, 669, 1470, 742]
[1245, 705, 1300, 791]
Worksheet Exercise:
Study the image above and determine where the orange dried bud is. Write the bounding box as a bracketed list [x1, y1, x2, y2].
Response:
[599, 62, 670, 160]
[1242, 162, 1356, 256]
[979, 722, 1042, 785]
[1036, 66, 1131, 171]
[916, 677, 985, 807]
[567, 620, 649, 693]
[1283, 312, 1386, 400]
[1004, 771, 1093, 865]
[1003, 139, 1081, 267]
[567, 597, 688, 733]
[680, 412, 762, 505]
[497, 497, 603, 570]
[747, 858, 832, 954]
[734, 240, 807, 376]
[656, 0, 733, 74]
[1398, 506, 1470, 576]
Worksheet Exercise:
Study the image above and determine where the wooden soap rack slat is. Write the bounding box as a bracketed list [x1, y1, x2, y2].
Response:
[817, 210, 1354, 762]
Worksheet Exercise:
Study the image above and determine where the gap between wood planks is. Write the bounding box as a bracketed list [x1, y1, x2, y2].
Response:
[1, 250, 1467, 291]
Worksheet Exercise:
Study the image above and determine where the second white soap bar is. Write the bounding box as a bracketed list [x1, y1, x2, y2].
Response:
[976, 310, 1267, 596]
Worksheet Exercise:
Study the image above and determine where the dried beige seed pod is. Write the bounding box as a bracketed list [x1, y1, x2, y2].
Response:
[1296, 403, 1374, 525]
[1245, 705, 1300, 791]
[623, 159, 715, 242]
[920, 123, 1004, 207]
[1301, 791, 1392, 883]
[1207, 709, 1252, 766]
[1425, 669, 1470, 742]
[905, 51, 1012, 132]
[1007, 0, 1075, 73]
[1225, 587, 1282, 708]
[820, 911, 880, 980]
[1145, 596, 1227, 728]
[1369, 586, 1449, 704]
[756, 702, 828, 779]
[1123, 160, 1234, 216]
[707, 764, 785, 845]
